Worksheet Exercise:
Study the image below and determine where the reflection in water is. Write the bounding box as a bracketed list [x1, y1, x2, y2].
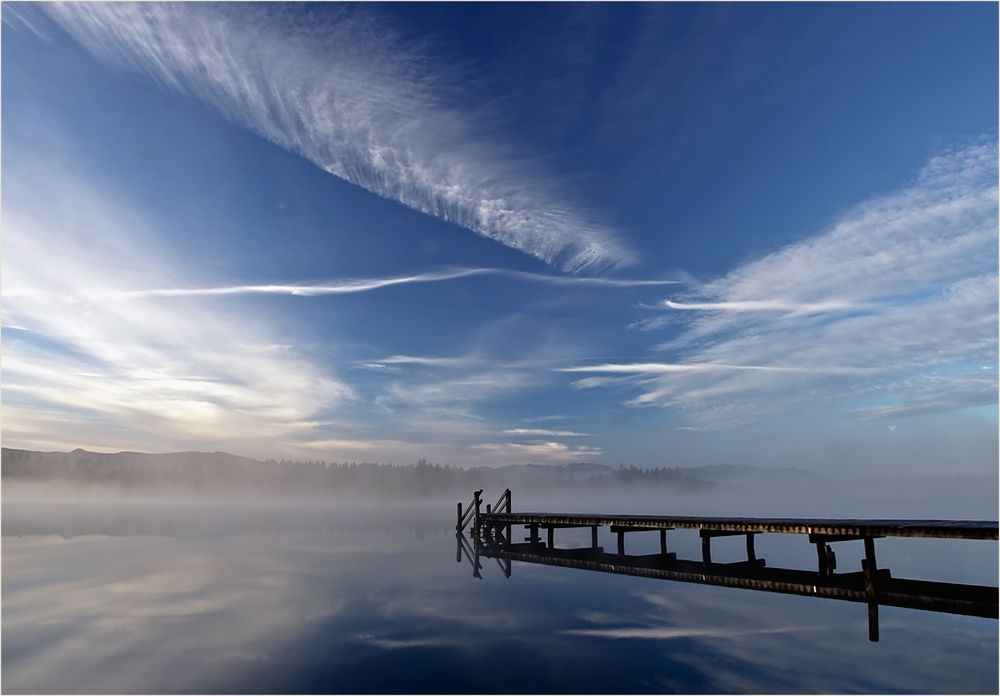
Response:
[3, 499, 999, 694]
[458, 527, 998, 643]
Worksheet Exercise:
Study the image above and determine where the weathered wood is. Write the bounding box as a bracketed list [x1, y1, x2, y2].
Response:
[473, 490, 483, 535]
[809, 533, 881, 544]
[478, 542, 997, 620]
[863, 536, 880, 641]
[700, 529, 756, 538]
[483, 512, 998, 540]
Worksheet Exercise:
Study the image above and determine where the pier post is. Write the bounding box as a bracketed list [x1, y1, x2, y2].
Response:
[746, 533, 757, 562]
[457, 502, 463, 532]
[547, 527, 555, 548]
[862, 536, 879, 642]
[701, 534, 712, 564]
[529, 523, 540, 545]
[617, 530, 625, 555]
[659, 529, 668, 555]
[473, 490, 482, 536]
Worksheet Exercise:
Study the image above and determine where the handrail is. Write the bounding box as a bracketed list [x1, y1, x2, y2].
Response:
[457, 489, 510, 532]
[491, 488, 512, 515]
[456, 489, 484, 532]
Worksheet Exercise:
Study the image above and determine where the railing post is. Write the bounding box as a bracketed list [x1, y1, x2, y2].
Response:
[505, 488, 512, 540]
[457, 502, 463, 532]
[473, 490, 483, 536]
[863, 536, 879, 642]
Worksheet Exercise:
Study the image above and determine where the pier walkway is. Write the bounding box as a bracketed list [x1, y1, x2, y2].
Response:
[455, 489, 999, 641]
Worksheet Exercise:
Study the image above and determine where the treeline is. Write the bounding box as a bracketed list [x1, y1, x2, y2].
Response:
[1, 448, 711, 496]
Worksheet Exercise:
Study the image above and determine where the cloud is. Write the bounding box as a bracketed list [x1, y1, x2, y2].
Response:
[569, 140, 998, 426]
[559, 362, 826, 375]
[2, 3, 50, 41]
[560, 625, 829, 640]
[663, 299, 858, 313]
[62, 268, 678, 301]
[373, 355, 479, 368]
[503, 428, 590, 437]
[1, 151, 354, 456]
[475, 441, 603, 461]
[41, 3, 634, 271]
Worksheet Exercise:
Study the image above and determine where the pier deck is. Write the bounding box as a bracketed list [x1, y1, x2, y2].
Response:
[455, 489, 999, 642]
[482, 512, 999, 540]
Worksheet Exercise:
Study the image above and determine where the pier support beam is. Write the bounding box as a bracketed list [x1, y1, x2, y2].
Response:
[815, 542, 836, 576]
[700, 530, 760, 565]
[617, 530, 625, 555]
[862, 536, 880, 642]
[527, 523, 540, 545]
[660, 529, 668, 555]
[547, 526, 555, 549]
[473, 490, 482, 535]
[592, 525, 599, 550]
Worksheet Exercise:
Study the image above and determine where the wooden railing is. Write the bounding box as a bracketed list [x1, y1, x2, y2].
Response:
[456, 488, 511, 533]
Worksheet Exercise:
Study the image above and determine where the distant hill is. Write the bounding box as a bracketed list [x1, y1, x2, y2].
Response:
[2, 447, 844, 498]
[2, 447, 709, 497]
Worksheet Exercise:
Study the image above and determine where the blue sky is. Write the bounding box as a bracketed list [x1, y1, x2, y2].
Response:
[2, 3, 997, 475]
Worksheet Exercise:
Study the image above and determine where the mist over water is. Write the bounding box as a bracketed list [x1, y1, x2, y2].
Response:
[3, 474, 997, 694]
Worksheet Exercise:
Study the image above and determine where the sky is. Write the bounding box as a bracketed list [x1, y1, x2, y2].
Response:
[2, 2, 997, 476]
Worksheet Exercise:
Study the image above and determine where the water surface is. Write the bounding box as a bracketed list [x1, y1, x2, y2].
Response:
[3, 492, 997, 694]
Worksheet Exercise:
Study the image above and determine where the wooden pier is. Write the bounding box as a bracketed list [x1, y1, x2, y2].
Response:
[456, 489, 999, 642]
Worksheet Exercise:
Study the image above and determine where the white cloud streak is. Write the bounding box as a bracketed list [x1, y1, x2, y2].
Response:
[663, 299, 858, 313]
[98, 268, 680, 301]
[570, 140, 999, 426]
[559, 362, 828, 375]
[41, 3, 633, 271]
[503, 428, 590, 437]
[475, 441, 603, 461]
[2, 156, 353, 455]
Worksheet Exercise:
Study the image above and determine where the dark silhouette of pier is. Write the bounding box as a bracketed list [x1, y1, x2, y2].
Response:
[456, 489, 999, 642]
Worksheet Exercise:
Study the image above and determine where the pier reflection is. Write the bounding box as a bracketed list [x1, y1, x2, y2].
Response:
[456, 527, 998, 642]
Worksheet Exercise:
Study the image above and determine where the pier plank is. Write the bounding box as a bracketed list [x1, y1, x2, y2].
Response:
[483, 513, 998, 540]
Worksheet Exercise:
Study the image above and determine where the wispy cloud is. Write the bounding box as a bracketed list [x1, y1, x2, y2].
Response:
[559, 362, 830, 375]
[2, 151, 353, 455]
[369, 355, 479, 368]
[41, 3, 634, 271]
[475, 441, 603, 461]
[503, 428, 590, 437]
[102, 268, 678, 300]
[568, 140, 998, 425]
[663, 299, 858, 313]
[561, 625, 830, 640]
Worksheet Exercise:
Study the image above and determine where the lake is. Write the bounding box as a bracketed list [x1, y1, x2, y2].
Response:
[3, 492, 997, 694]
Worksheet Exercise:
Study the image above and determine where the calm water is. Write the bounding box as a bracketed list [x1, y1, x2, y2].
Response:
[3, 493, 998, 694]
